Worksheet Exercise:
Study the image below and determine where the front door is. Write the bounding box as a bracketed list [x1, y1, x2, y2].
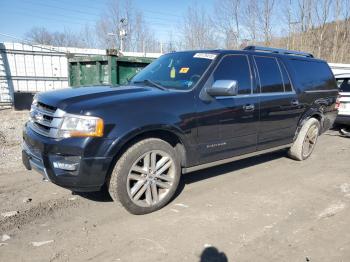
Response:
[195, 54, 259, 164]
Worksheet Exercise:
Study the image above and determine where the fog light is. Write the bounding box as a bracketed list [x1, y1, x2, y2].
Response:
[53, 162, 78, 171]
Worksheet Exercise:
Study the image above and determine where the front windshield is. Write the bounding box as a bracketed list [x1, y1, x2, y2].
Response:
[131, 51, 216, 90]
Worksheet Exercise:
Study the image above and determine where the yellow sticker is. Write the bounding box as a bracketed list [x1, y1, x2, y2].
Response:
[179, 67, 190, 74]
[170, 66, 176, 78]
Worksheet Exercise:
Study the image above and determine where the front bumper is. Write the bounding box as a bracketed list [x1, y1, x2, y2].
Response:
[335, 114, 350, 125]
[22, 123, 114, 192]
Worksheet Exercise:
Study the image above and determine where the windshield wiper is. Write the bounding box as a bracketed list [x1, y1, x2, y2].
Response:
[132, 79, 167, 91]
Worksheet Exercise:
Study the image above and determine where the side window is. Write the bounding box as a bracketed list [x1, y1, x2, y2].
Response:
[254, 56, 284, 93]
[213, 55, 252, 95]
[278, 60, 292, 92]
[289, 59, 335, 91]
[337, 79, 350, 92]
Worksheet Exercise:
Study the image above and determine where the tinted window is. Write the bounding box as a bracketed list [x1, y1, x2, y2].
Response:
[213, 55, 252, 95]
[278, 60, 292, 92]
[337, 79, 350, 92]
[254, 56, 284, 93]
[289, 59, 335, 91]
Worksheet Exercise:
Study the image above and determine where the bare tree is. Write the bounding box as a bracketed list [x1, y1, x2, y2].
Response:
[259, 0, 275, 46]
[315, 0, 332, 57]
[182, 3, 218, 49]
[280, 0, 294, 49]
[52, 28, 86, 47]
[292, 0, 313, 50]
[25, 27, 88, 48]
[25, 27, 54, 45]
[331, 0, 342, 61]
[23, 0, 350, 62]
[338, 0, 350, 62]
[243, 0, 259, 45]
[95, 0, 159, 52]
[214, 0, 241, 49]
[80, 25, 99, 49]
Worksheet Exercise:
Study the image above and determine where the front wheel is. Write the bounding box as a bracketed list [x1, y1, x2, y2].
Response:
[108, 138, 181, 215]
[288, 118, 320, 161]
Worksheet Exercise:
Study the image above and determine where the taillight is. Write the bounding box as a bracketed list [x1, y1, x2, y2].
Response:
[335, 96, 341, 110]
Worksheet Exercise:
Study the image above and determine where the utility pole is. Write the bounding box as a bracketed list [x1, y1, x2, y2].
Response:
[119, 18, 128, 52]
[108, 18, 128, 52]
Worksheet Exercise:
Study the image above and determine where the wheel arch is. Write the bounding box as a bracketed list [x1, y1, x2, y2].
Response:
[104, 126, 188, 184]
[294, 109, 323, 141]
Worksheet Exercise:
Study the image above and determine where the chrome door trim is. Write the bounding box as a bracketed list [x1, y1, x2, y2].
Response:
[304, 89, 339, 93]
[216, 91, 297, 100]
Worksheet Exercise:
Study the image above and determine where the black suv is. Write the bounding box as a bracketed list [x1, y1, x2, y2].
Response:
[22, 46, 338, 214]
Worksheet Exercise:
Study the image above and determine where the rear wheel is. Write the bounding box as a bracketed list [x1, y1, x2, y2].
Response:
[288, 118, 320, 161]
[108, 138, 181, 214]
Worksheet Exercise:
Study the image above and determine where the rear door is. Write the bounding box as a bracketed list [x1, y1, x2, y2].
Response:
[253, 56, 301, 150]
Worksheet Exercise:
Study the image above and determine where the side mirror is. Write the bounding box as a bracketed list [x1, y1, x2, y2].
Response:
[206, 80, 238, 97]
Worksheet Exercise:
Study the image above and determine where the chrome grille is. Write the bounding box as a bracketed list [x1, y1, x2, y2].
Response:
[29, 101, 65, 138]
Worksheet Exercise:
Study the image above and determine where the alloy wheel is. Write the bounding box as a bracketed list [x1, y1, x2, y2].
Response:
[127, 150, 176, 207]
[302, 124, 319, 158]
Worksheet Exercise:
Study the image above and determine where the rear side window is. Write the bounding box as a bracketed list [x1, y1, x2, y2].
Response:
[278, 60, 293, 92]
[254, 56, 284, 93]
[337, 79, 350, 92]
[289, 59, 335, 91]
[213, 55, 252, 95]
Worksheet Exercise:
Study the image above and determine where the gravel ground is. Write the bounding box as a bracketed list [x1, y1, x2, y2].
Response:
[0, 109, 28, 173]
[0, 109, 350, 262]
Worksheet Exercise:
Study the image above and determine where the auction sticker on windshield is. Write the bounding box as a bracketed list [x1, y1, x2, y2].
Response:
[193, 53, 217, 60]
[179, 67, 190, 74]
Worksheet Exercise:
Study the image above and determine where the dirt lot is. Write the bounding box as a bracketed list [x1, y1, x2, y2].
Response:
[0, 109, 350, 262]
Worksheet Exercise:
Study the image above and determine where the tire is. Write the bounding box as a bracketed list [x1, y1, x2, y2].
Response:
[288, 118, 320, 161]
[108, 138, 181, 215]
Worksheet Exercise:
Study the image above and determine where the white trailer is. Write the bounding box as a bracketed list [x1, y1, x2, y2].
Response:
[329, 63, 350, 79]
[0, 42, 106, 107]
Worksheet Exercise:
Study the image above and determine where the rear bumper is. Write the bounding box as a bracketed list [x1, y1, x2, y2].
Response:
[22, 123, 114, 192]
[335, 114, 350, 125]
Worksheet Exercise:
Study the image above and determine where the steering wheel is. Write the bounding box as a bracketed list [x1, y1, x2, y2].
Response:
[189, 75, 201, 86]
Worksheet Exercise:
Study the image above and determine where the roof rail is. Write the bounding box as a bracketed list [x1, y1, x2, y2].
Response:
[243, 45, 314, 58]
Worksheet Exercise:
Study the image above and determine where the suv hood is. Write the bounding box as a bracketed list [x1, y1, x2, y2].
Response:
[37, 85, 164, 112]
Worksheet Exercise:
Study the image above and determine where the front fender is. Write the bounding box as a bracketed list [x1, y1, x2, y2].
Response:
[105, 124, 190, 159]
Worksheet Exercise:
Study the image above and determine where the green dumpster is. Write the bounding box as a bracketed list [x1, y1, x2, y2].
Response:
[68, 55, 155, 87]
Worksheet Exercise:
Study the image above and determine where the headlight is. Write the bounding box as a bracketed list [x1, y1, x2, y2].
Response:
[32, 94, 38, 107]
[58, 114, 104, 138]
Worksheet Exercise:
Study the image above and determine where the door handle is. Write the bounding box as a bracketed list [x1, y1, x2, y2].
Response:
[291, 99, 299, 106]
[243, 104, 255, 112]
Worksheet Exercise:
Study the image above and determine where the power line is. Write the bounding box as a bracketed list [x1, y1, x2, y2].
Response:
[142, 9, 183, 18]
[47, 0, 106, 11]
[5, 11, 93, 27]
[47, 0, 183, 18]
[0, 32, 68, 53]
[12, 1, 180, 27]
[21, 0, 101, 17]
[6, 6, 98, 24]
